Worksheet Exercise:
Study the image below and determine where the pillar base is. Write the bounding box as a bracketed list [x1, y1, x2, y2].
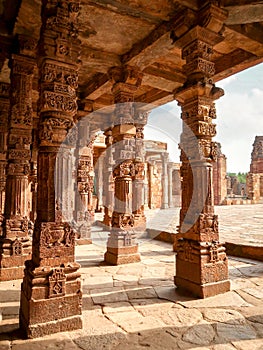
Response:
[104, 249, 141, 265]
[0, 237, 31, 281]
[0, 264, 26, 281]
[104, 229, 141, 265]
[20, 303, 82, 339]
[19, 261, 82, 338]
[174, 276, 230, 298]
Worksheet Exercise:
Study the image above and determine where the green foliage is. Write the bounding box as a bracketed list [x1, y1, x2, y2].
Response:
[227, 172, 247, 183]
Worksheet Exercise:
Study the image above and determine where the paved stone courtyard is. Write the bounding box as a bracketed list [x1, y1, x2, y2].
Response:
[0, 204, 262, 349]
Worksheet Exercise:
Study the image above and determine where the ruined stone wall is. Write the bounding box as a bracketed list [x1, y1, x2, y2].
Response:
[147, 161, 162, 209]
[247, 136, 263, 201]
[212, 143, 227, 205]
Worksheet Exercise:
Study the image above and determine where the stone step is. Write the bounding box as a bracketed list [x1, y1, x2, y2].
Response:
[0, 301, 19, 320]
[0, 318, 19, 334]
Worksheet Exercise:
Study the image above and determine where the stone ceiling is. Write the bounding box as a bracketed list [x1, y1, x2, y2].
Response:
[1, 0, 263, 111]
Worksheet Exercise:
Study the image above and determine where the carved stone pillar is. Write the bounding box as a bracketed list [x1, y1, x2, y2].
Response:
[0, 82, 9, 223]
[0, 37, 36, 281]
[132, 111, 148, 234]
[102, 128, 115, 227]
[19, 0, 82, 338]
[96, 152, 104, 212]
[104, 66, 142, 265]
[174, 4, 230, 298]
[74, 120, 94, 244]
[168, 163, 173, 208]
[161, 152, 169, 209]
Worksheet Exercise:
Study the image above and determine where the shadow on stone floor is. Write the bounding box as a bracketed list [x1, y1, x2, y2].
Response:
[0, 317, 262, 349]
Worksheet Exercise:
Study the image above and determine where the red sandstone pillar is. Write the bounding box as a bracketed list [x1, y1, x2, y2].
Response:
[0, 82, 9, 222]
[161, 152, 169, 209]
[74, 120, 94, 244]
[19, 0, 82, 338]
[0, 36, 36, 281]
[103, 128, 115, 227]
[104, 66, 142, 265]
[174, 3, 230, 298]
[132, 111, 148, 234]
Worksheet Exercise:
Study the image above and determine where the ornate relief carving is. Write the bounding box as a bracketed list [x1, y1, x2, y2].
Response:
[39, 222, 75, 248]
[112, 212, 135, 229]
[183, 40, 213, 61]
[184, 58, 215, 77]
[48, 267, 66, 298]
[5, 218, 29, 236]
[12, 239, 23, 256]
[209, 242, 219, 263]
[42, 91, 77, 114]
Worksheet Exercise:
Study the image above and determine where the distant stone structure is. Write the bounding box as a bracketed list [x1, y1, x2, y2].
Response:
[212, 142, 227, 205]
[247, 136, 263, 202]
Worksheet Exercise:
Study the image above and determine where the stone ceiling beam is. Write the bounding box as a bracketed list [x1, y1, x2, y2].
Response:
[80, 73, 111, 100]
[227, 23, 263, 45]
[85, 0, 164, 24]
[142, 73, 183, 93]
[174, 0, 199, 11]
[214, 48, 260, 81]
[225, 4, 263, 24]
[122, 9, 196, 69]
[81, 46, 121, 73]
[224, 26, 263, 56]
[135, 88, 172, 106]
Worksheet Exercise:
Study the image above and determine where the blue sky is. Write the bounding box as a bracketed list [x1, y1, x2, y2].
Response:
[145, 62, 263, 173]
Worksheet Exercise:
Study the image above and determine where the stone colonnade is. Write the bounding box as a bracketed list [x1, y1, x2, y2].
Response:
[0, 0, 230, 338]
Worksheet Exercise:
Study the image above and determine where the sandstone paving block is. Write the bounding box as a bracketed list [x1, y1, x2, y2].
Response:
[179, 291, 252, 308]
[154, 285, 193, 303]
[242, 287, 263, 299]
[235, 290, 263, 307]
[230, 278, 259, 290]
[140, 266, 166, 278]
[232, 339, 263, 350]
[12, 333, 80, 350]
[0, 342, 10, 350]
[125, 286, 157, 300]
[182, 320, 215, 346]
[177, 340, 211, 350]
[102, 302, 135, 314]
[113, 274, 139, 286]
[215, 322, 258, 343]
[159, 308, 204, 328]
[138, 277, 174, 286]
[239, 306, 263, 324]
[90, 286, 128, 304]
[136, 328, 183, 350]
[131, 298, 178, 317]
[202, 309, 246, 325]
[106, 310, 166, 333]
[211, 344, 237, 350]
[80, 266, 111, 277]
[115, 264, 145, 277]
[140, 258, 163, 266]
[249, 322, 263, 338]
[72, 332, 127, 350]
[249, 277, 263, 286]
[82, 275, 114, 289]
